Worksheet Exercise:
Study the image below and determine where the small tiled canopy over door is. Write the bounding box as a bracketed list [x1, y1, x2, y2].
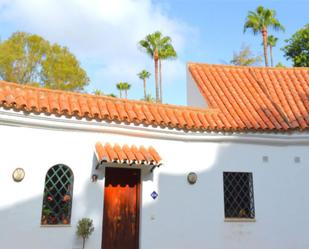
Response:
[95, 142, 162, 249]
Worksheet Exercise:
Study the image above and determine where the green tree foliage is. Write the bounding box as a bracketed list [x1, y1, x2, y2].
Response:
[282, 24, 309, 67]
[42, 44, 89, 91]
[122, 82, 131, 99]
[76, 218, 94, 249]
[0, 32, 89, 91]
[267, 35, 278, 67]
[0, 32, 48, 84]
[142, 93, 155, 103]
[230, 44, 262, 66]
[93, 89, 104, 96]
[137, 69, 151, 100]
[139, 31, 177, 103]
[244, 6, 284, 67]
[276, 62, 286, 68]
[116, 82, 131, 98]
[93, 89, 116, 97]
[116, 82, 125, 98]
[158, 43, 177, 103]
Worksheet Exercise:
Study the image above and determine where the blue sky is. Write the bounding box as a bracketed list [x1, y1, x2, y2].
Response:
[0, 0, 308, 105]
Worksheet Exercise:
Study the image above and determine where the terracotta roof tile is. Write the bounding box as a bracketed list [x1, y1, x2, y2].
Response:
[95, 142, 161, 166]
[115, 102, 128, 121]
[148, 105, 163, 124]
[125, 102, 138, 122]
[0, 80, 218, 131]
[139, 146, 154, 162]
[95, 142, 109, 162]
[182, 110, 194, 128]
[158, 107, 171, 125]
[87, 98, 100, 118]
[133, 104, 147, 123]
[97, 99, 109, 119]
[198, 112, 211, 129]
[189, 63, 309, 131]
[69, 95, 80, 115]
[59, 94, 70, 114]
[79, 96, 90, 117]
[106, 101, 118, 120]
[142, 105, 155, 123]
[122, 144, 136, 162]
[115, 144, 128, 162]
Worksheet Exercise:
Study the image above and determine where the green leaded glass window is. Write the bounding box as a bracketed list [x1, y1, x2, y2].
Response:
[41, 164, 74, 225]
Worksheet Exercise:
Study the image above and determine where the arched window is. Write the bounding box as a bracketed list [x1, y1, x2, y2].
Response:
[41, 164, 74, 225]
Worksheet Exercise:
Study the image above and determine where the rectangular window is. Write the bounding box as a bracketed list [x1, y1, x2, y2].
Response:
[223, 172, 255, 219]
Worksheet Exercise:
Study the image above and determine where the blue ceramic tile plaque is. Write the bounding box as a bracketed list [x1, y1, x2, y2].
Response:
[151, 191, 158, 200]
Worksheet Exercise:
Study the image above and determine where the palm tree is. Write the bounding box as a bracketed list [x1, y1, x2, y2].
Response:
[139, 31, 177, 103]
[116, 82, 125, 98]
[244, 6, 284, 67]
[137, 70, 151, 100]
[267, 35, 278, 67]
[159, 44, 177, 102]
[122, 82, 131, 98]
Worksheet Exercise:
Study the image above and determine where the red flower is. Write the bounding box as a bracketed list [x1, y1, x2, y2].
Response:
[47, 196, 53, 201]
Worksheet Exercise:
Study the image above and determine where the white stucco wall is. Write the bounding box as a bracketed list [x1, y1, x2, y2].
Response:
[186, 65, 208, 108]
[1, 111, 309, 249]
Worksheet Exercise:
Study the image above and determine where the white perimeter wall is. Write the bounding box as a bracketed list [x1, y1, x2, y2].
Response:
[0, 122, 309, 249]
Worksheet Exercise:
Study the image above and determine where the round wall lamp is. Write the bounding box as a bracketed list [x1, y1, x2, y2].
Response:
[12, 168, 25, 182]
[187, 172, 197, 185]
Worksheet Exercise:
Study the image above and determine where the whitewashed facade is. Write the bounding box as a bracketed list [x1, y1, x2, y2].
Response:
[1, 107, 309, 249]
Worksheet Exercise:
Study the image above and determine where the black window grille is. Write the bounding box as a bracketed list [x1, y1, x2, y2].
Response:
[41, 164, 74, 225]
[223, 172, 255, 219]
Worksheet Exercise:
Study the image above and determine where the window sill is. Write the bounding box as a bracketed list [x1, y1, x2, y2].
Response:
[40, 224, 72, 227]
[224, 218, 256, 222]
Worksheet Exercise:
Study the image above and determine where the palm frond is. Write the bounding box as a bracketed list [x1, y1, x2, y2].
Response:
[159, 44, 177, 59]
[138, 69, 151, 79]
[138, 39, 154, 58]
[244, 13, 261, 34]
[244, 6, 284, 35]
[256, 6, 265, 15]
[267, 35, 278, 47]
[122, 82, 131, 90]
[116, 82, 124, 90]
[272, 20, 285, 32]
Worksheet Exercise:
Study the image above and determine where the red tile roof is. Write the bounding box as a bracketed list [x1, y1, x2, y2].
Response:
[189, 63, 309, 131]
[0, 80, 223, 131]
[1, 63, 309, 133]
[95, 142, 161, 166]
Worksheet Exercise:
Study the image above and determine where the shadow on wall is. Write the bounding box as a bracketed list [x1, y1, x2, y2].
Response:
[143, 141, 309, 249]
[0, 180, 104, 249]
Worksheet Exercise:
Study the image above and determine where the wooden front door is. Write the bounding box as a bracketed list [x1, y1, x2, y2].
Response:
[102, 167, 140, 249]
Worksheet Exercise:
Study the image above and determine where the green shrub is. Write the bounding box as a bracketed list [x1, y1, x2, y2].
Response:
[76, 218, 94, 249]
